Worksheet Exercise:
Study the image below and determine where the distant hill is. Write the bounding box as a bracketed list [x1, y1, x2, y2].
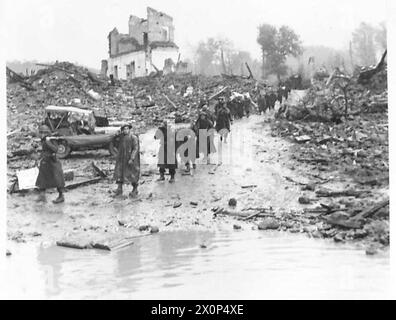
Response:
[6, 60, 100, 76]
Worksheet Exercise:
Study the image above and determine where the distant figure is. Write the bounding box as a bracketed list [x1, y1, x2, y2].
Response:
[214, 97, 225, 116]
[243, 94, 252, 118]
[227, 98, 237, 119]
[199, 94, 209, 109]
[155, 120, 177, 183]
[215, 102, 232, 143]
[201, 105, 216, 123]
[194, 112, 216, 164]
[35, 126, 65, 204]
[236, 97, 245, 118]
[113, 124, 140, 197]
[284, 85, 291, 100]
[178, 123, 197, 172]
[266, 90, 277, 111]
[277, 87, 283, 105]
[257, 92, 267, 114]
[109, 74, 115, 86]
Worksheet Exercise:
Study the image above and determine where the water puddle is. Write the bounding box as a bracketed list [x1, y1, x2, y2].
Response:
[4, 230, 390, 299]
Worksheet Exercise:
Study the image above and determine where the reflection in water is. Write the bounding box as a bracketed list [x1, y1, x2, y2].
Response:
[115, 240, 141, 293]
[114, 232, 211, 293]
[37, 244, 65, 296]
[5, 230, 391, 299]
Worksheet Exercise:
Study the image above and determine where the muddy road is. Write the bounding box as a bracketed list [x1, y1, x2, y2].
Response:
[7, 111, 387, 250]
[7, 114, 310, 244]
[7, 113, 390, 299]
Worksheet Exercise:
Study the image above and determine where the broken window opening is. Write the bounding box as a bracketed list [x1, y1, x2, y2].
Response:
[143, 32, 148, 47]
[162, 26, 169, 41]
[126, 61, 136, 80]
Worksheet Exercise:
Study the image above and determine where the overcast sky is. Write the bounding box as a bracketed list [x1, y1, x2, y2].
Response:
[1, 0, 390, 69]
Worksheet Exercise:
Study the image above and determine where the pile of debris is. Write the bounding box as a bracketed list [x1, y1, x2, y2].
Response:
[105, 72, 257, 124]
[272, 50, 388, 186]
[269, 53, 389, 248]
[276, 50, 388, 122]
[300, 188, 390, 248]
[276, 73, 387, 123]
[272, 109, 388, 187]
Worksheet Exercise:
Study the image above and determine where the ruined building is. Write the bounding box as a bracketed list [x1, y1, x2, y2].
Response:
[104, 7, 180, 79]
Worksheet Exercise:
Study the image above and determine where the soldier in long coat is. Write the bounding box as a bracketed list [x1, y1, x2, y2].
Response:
[113, 124, 140, 197]
[35, 126, 65, 204]
[277, 87, 284, 105]
[215, 102, 232, 143]
[236, 97, 245, 118]
[177, 122, 197, 173]
[258, 92, 267, 114]
[194, 112, 216, 164]
[243, 94, 252, 117]
[154, 121, 178, 183]
[270, 91, 278, 110]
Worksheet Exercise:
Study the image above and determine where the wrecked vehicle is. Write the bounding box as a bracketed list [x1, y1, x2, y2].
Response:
[42, 105, 122, 158]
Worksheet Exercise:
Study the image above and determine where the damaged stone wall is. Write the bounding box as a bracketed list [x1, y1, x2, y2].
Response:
[108, 28, 120, 57]
[101, 60, 108, 77]
[117, 37, 142, 55]
[106, 7, 180, 79]
[109, 29, 142, 57]
[128, 15, 148, 46]
[147, 7, 175, 43]
[151, 47, 179, 72]
[107, 51, 147, 79]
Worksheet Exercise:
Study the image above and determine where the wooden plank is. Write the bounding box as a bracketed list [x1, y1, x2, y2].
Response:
[208, 86, 229, 101]
[322, 216, 362, 229]
[298, 158, 329, 164]
[245, 62, 255, 79]
[91, 162, 107, 178]
[284, 176, 306, 185]
[242, 211, 261, 221]
[110, 239, 135, 251]
[65, 177, 102, 190]
[56, 241, 88, 250]
[241, 185, 257, 189]
[350, 199, 389, 221]
[163, 94, 178, 109]
[7, 129, 21, 137]
[316, 189, 368, 198]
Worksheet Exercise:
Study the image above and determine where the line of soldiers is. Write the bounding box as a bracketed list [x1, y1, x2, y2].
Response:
[153, 95, 233, 183]
[227, 93, 252, 119]
[34, 95, 234, 201]
[257, 85, 291, 114]
[112, 97, 234, 195]
[34, 83, 293, 203]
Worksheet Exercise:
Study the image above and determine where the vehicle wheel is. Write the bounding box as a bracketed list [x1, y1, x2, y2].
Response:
[109, 139, 119, 157]
[56, 140, 71, 159]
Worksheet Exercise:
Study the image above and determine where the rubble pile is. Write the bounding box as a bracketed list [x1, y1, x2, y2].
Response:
[273, 110, 388, 184]
[7, 61, 257, 157]
[277, 66, 388, 122]
[104, 73, 256, 124]
[269, 113, 389, 247]
[300, 195, 390, 246]
[270, 62, 388, 247]
[272, 55, 388, 183]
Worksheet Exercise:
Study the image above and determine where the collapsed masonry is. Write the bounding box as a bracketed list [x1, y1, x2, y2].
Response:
[103, 7, 188, 80]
